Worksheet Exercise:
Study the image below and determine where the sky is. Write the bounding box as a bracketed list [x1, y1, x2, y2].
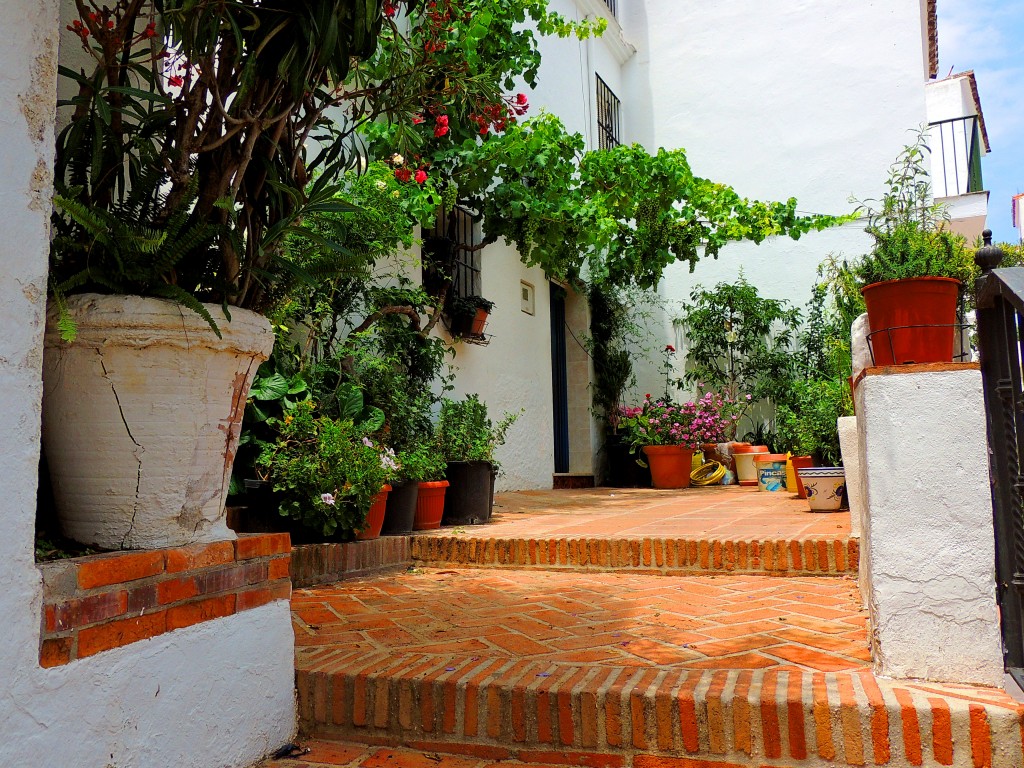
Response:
[938, 0, 1024, 243]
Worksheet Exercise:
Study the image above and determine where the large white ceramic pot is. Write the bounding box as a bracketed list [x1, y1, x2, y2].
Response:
[42, 294, 274, 549]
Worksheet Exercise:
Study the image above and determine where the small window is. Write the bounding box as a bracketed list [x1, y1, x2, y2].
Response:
[520, 281, 535, 315]
[596, 75, 621, 150]
[603, 0, 617, 17]
[422, 206, 482, 300]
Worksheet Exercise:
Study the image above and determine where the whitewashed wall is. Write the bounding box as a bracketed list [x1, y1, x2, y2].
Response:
[446, 0, 632, 489]
[623, 0, 931, 397]
[0, 4, 295, 766]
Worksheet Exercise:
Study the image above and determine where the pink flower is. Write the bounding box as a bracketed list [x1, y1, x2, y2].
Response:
[414, 169, 428, 184]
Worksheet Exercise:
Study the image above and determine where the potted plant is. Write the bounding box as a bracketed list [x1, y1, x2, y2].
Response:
[448, 296, 495, 337]
[256, 401, 398, 541]
[383, 443, 446, 534]
[436, 395, 518, 525]
[43, 1, 404, 549]
[851, 132, 974, 365]
[618, 393, 731, 489]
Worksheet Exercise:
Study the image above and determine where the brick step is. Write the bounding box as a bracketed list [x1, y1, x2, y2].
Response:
[295, 659, 1024, 768]
[411, 536, 858, 577]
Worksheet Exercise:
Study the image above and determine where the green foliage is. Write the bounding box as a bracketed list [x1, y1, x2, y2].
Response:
[435, 395, 519, 468]
[674, 274, 801, 435]
[775, 379, 848, 466]
[775, 272, 855, 464]
[457, 115, 849, 292]
[256, 401, 398, 537]
[53, 0, 417, 319]
[396, 442, 447, 483]
[851, 130, 974, 288]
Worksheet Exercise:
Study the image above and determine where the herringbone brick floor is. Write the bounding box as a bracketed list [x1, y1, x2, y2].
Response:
[293, 570, 868, 672]
[434, 487, 851, 540]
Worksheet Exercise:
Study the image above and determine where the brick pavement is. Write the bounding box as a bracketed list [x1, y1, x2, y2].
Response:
[277, 489, 1024, 767]
[411, 488, 856, 577]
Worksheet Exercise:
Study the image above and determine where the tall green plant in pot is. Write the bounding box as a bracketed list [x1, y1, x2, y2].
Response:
[42, 0, 411, 549]
[436, 395, 519, 525]
[852, 130, 974, 365]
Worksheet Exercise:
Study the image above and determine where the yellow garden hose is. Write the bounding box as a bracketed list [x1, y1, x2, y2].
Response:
[691, 461, 726, 486]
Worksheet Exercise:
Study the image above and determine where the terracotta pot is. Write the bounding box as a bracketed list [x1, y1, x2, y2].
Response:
[414, 480, 449, 530]
[470, 307, 489, 336]
[642, 445, 695, 489]
[861, 277, 960, 365]
[42, 294, 274, 549]
[790, 456, 814, 499]
[356, 485, 391, 540]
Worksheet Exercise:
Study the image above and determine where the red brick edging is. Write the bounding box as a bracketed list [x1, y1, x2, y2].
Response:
[298, 659, 1024, 768]
[291, 538, 412, 589]
[38, 533, 291, 667]
[411, 536, 858, 576]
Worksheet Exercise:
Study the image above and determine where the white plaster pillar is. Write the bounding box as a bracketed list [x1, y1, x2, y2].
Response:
[837, 417, 863, 540]
[856, 364, 1003, 687]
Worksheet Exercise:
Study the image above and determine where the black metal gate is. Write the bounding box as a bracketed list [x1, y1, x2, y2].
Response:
[975, 232, 1024, 687]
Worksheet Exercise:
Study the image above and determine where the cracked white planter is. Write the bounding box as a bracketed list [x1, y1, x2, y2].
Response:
[42, 294, 274, 549]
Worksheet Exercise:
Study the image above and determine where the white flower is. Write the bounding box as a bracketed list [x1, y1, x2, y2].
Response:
[320, 493, 336, 506]
[375, 180, 388, 191]
[391, 153, 405, 166]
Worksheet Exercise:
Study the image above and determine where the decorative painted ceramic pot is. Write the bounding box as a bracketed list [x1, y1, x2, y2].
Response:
[796, 467, 846, 512]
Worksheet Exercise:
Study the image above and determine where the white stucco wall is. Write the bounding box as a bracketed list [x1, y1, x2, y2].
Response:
[0, 4, 295, 765]
[856, 368, 1003, 687]
[625, 0, 932, 392]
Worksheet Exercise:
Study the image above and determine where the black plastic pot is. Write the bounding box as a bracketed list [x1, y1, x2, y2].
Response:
[442, 461, 494, 525]
[230, 479, 285, 534]
[381, 480, 420, 535]
[602, 435, 651, 488]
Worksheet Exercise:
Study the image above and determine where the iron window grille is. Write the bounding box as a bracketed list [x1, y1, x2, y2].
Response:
[596, 75, 621, 150]
[423, 206, 482, 300]
[602, 0, 617, 17]
[929, 116, 984, 198]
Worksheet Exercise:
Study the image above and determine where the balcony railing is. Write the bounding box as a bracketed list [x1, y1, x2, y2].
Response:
[929, 116, 984, 198]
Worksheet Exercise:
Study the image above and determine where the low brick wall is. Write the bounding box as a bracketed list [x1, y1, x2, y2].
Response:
[38, 533, 291, 667]
[291, 537, 412, 588]
[410, 535, 859, 576]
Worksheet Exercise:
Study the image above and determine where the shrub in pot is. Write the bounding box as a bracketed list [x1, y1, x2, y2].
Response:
[618, 393, 731, 490]
[256, 401, 397, 541]
[384, 444, 446, 535]
[448, 296, 495, 338]
[43, 0, 405, 548]
[436, 395, 518, 525]
[850, 132, 974, 365]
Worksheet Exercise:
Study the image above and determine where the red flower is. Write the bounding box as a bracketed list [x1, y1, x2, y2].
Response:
[435, 114, 449, 127]
[383, 2, 398, 17]
[665, 344, 675, 353]
[414, 169, 428, 184]
[434, 125, 449, 138]
[168, 75, 184, 88]
[394, 168, 412, 183]
[412, 114, 425, 125]
[515, 93, 528, 105]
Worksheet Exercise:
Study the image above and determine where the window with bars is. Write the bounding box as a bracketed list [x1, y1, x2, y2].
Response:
[422, 206, 482, 300]
[596, 75, 621, 150]
[602, 0, 617, 17]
